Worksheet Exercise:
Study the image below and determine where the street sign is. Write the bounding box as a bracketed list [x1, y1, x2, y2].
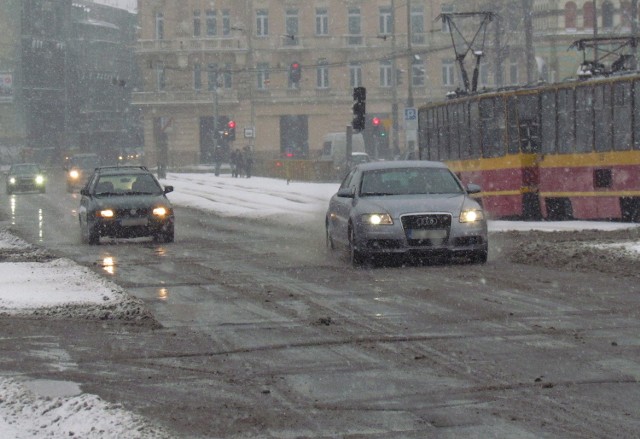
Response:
[404, 107, 417, 130]
[244, 127, 255, 138]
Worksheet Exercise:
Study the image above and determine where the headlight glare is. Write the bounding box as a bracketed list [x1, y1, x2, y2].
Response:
[9, 177, 16, 184]
[153, 207, 167, 217]
[364, 213, 393, 225]
[460, 209, 484, 223]
[99, 209, 114, 218]
[35, 175, 44, 184]
[69, 170, 80, 179]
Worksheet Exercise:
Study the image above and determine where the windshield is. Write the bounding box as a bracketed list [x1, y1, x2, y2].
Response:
[360, 167, 464, 196]
[10, 164, 41, 174]
[70, 155, 101, 169]
[94, 173, 162, 195]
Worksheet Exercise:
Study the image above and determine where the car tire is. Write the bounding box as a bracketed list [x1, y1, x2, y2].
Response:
[349, 225, 364, 267]
[87, 225, 100, 245]
[326, 222, 335, 250]
[154, 228, 174, 243]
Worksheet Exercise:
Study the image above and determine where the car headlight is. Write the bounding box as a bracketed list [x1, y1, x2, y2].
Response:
[99, 209, 114, 218]
[69, 170, 80, 179]
[362, 213, 393, 225]
[153, 207, 168, 217]
[460, 209, 484, 223]
[9, 177, 16, 185]
[35, 175, 44, 185]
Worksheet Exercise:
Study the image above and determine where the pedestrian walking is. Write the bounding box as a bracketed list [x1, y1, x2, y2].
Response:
[243, 145, 253, 178]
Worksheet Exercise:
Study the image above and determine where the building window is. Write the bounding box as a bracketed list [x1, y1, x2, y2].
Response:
[207, 63, 218, 90]
[193, 10, 201, 37]
[206, 10, 217, 36]
[222, 10, 231, 36]
[257, 63, 269, 89]
[256, 10, 268, 37]
[565, 2, 577, 30]
[411, 5, 425, 44]
[379, 6, 393, 36]
[156, 62, 165, 90]
[222, 64, 232, 88]
[602, 1, 614, 29]
[348, 8, 362, 46]
[194, 63, 202, 90]
[316, 8, 328, 35]
[443, 59, 455, 86]
[379, 60, 392, 87]
[479, 61, 489, 86]
[317, 60, 329, 89]
[441, 4, 454, 32]
[155, 12, 164, 40]
[583, 2, 595, 29]
[412, 58, 425, 87]
[510, 59, 519, 85]
[285, 9, 299, 46]
[349, 63, 362, 88]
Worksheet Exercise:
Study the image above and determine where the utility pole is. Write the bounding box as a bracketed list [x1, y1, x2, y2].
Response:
[632, 0, 638, 70]
[406, 0, 414, 108]
[523, 0, 535, 83]
[594, 0, 598, 62]
[390, 0, 399, 158]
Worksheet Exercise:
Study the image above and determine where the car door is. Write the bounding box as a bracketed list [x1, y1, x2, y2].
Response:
[330, 169, 360, 245]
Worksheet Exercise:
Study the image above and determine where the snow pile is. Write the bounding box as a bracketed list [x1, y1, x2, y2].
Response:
[0, 377, 173, 439]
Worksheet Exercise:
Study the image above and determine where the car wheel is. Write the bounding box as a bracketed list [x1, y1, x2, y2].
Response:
[40, 187, 46, 194]
[87, 225, 100, 245]
[326, 221, 335, 250]
[154, 228, 174, 243]
[349, 225, 364, 267]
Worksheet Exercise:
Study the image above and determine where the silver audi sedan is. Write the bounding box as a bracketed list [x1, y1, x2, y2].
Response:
[325, 160, 488, 266]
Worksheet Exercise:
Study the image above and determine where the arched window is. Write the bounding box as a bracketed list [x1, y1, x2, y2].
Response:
[602, 1, 614, 29]
[583, 2, 595, 29]
[565, 1, 577, 30]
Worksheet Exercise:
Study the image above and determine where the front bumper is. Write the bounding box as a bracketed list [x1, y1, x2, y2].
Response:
[8, 178, 45, 192]
[353, 220, 487, 257]
[90, 215, 174, 238]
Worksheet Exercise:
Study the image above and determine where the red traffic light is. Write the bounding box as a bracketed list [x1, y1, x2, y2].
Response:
[292, 63, 299, 69]
[372, 117, 381, 126]
[228, 120, 236, 129]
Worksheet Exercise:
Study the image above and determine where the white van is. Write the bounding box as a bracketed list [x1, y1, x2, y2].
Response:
[319, 132, 366, 172]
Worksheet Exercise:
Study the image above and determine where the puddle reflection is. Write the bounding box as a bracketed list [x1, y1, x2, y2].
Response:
[158, 287, 169, 301]
[102, 256, 116, 275]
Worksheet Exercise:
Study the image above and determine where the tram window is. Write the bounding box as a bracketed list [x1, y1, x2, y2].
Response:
[541, 91, 557, 154]
[594, 84, 613, 152]
[613, 82, 632, 151]
[447, 104, 461, 160]
[480, 97, 506, 158]
[469, 101, 481, 158]
[427, 109, 438, 160]
[518, 95, 540, 153]
[460, 102, 472, 159]
[507, 97, 520, 154]
[634, 81, 640, 150]
[438, 106, 448, 160]
[557, 88, 575, 153]
[576, 86, 594, 153]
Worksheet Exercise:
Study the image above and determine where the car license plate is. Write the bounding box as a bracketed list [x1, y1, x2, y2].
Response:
[409, 229, 447, 240]
[121, 218, 148, 226]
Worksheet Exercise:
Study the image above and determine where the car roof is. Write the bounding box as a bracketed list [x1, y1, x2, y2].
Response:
[355, 160, 448, 171]
[94, 165, 151, 175]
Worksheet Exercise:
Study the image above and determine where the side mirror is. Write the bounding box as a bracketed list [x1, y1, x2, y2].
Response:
[80, 188, 90, 196]
[337, 187, 355, 198]
[164, 185, 174, 194]
[467, 183, 482, 194]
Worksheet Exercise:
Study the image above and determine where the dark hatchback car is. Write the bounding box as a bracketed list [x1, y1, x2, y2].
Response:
[78, 166, 174, 244]
[6, 163, 46, 194]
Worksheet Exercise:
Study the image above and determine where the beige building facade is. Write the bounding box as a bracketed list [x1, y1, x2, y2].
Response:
[133, 0, 639, 169]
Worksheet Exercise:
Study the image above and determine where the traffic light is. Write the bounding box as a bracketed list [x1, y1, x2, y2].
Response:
[289, 62, 302, 85]
[352, 87, 366, 131]
[372, 117, 387, 139]
[227, 120, 236, 141]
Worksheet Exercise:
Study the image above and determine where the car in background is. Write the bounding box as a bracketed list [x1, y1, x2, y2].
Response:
[325, 160, 488, 266]
[78, 166, 174, 245]
[6, 163, 46, 195]
[65, 153, 101, 192]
